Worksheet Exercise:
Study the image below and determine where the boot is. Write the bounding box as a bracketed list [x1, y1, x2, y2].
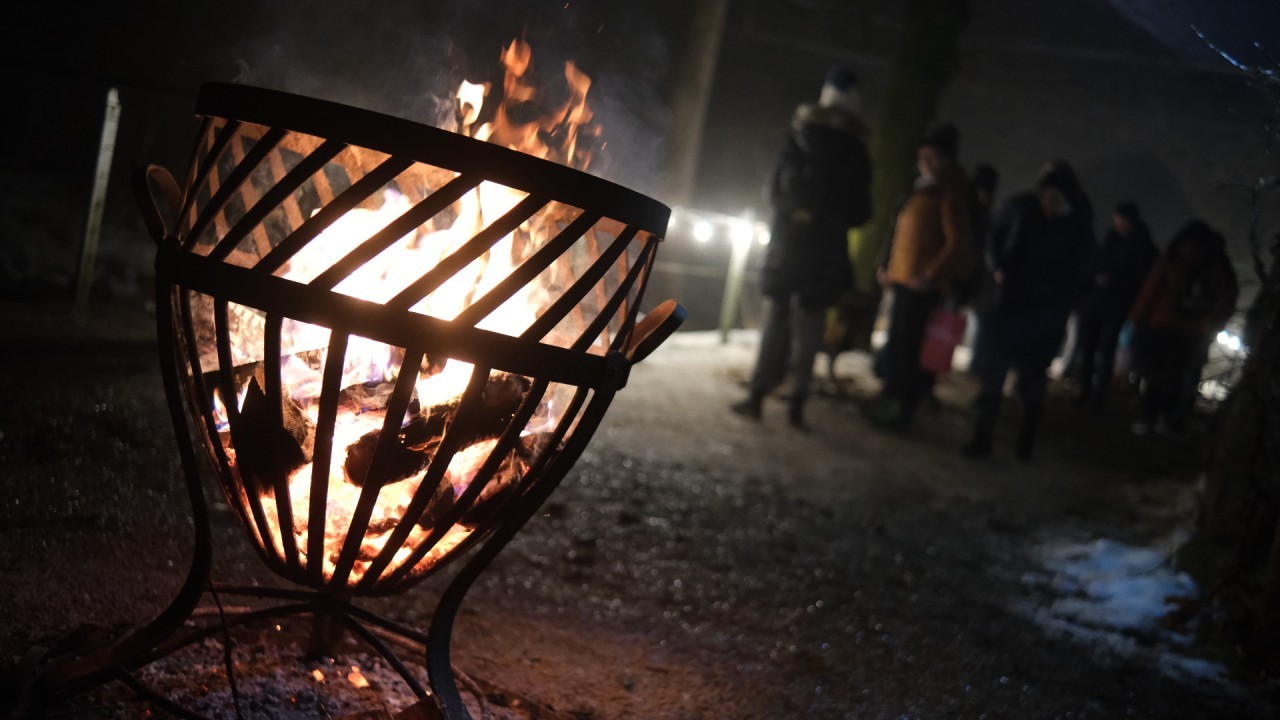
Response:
[783, 394, 803, 427]
[1015, 417, 1039, 462]
[730, 393, 763, 420]
[963, 392, 999, 458]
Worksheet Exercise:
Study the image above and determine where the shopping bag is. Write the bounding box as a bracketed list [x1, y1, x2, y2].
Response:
[919, 305, 967, 375]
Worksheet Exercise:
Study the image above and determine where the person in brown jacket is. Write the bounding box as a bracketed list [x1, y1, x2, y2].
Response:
[865, 124, 973, 430]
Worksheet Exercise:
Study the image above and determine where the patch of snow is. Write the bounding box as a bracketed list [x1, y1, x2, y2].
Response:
[1017, 533, 1229, 686]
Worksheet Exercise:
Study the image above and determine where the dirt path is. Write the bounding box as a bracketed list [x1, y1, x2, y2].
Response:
[1, 307, 1274, 718]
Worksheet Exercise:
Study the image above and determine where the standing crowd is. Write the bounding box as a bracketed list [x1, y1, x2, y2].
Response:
[732, 65, 1239, 460]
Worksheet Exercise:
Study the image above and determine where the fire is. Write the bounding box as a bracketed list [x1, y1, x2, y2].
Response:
[218, 39, 603, 587]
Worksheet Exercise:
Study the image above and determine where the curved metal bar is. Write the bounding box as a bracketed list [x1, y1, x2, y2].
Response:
[520, 226, 638, 343]
[355, 367, 494, 591]
[307, 330, 350, 584]
[179, 119, 241, 244]
[377, 379, 553, 591]
[139, 602, 315, 666]
[452, 210, 601, 327]
[311, 174, 481, 290]
[31, 277, 215, 698]
[385, 193, 550, 311]
[195, 83, 671, 238]
[571, 237, 657, 353]
[187, 126, 287, 248]
[255, 155, 415, 275]
[208, 138, 346, 262]
[159, 246, 615, 391]
[324, 610, 428, 699]
[426, 377, 622, 719]
[115, 669, 215, 720]
[326, 347, 427, 589]
[210, 585, 433, 645]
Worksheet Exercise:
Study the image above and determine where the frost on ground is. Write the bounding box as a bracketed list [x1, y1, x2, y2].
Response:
[1017, 531, 1232, 687]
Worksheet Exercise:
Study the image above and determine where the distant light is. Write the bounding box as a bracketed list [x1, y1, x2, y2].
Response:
[693, 221, 714, 243]
[757, 227, 771, 246]
[730, 219, 754, 248]
[1217, 330, 1243, 352]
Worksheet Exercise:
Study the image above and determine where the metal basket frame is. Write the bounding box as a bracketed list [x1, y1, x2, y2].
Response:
[28, 82, 683, 720]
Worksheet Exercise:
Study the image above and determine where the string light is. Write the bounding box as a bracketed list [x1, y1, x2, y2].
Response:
[693, 220, 714, 243]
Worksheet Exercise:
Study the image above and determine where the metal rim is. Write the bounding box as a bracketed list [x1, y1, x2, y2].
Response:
[195, 82, 671, 238]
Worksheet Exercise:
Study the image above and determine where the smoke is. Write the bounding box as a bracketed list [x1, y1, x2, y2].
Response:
[225, 0, 672, 191]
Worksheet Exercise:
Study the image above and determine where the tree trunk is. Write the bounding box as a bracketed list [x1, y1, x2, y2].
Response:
[849, 0, 969, 296]
[659, 0, 730, 208]
[1190, 248, 1280, 676]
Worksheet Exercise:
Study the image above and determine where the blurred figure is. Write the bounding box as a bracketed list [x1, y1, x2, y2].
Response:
[1070, 201, 1158, 410]
[962, 163, 1095, 460]
[1128, 220, 1238, 435]
[864, 124, 972, 431]
[960, 163, 999, 375]
[731, 65, 872, 428]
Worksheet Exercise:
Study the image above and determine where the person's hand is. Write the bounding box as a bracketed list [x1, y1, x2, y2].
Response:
[906, 272, 933, 291]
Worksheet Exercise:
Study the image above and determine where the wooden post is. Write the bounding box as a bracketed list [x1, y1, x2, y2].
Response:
[75, 87, 122, 307]
[718, 215, 755, 344]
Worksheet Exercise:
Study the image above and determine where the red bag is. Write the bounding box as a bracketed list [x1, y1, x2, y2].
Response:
[919, 306, 967, 375]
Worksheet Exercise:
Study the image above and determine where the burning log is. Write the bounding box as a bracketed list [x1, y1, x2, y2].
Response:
[232, 376, 314, 483]
[343, 373, 532, 489]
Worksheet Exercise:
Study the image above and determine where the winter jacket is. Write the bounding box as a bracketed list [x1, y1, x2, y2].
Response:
[977, 193, 1094, 369]
[761, 103, 872, 308]
[884, 164, 973, 296]
[987, 192, 1095, 316]
[1129, 252, 1237, 336]
[1082, 223, 1157, 316]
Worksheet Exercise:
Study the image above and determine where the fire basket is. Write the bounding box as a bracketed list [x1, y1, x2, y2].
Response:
[28, 82, 683, 719]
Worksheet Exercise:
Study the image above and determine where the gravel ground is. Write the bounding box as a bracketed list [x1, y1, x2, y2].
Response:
[2, 300, 1277, 719]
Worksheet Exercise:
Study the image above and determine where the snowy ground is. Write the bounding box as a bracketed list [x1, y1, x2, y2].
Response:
[2, 306, 1278, 719]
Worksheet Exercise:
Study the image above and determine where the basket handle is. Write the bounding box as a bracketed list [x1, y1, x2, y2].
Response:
[626, 299, 686, 363]
[132, 164, 181, 244]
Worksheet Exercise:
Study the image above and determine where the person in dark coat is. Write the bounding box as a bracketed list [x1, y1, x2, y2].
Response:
[731, 65, 872, 428]
[1070, 201, 1158, 410]
[1128, 219, 1238, 435]
[961, 162, 1095, 460]
[961, 163, 999, 375]
[863, 124, 973, 431]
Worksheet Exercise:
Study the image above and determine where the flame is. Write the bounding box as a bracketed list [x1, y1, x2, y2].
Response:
[223, 38, 601, 587]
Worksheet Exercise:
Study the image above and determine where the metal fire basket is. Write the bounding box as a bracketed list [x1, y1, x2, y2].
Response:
[31, 82, 683, 719]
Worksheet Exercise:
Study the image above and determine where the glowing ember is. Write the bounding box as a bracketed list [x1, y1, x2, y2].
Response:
[347, 665, 370, 689]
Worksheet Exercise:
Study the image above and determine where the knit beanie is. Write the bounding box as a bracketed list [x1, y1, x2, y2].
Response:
[818, 65, 862, 116]
[920, 123, 959, 159]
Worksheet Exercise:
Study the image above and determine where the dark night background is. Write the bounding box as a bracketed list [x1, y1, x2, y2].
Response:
[1, 0, 1278, 322]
